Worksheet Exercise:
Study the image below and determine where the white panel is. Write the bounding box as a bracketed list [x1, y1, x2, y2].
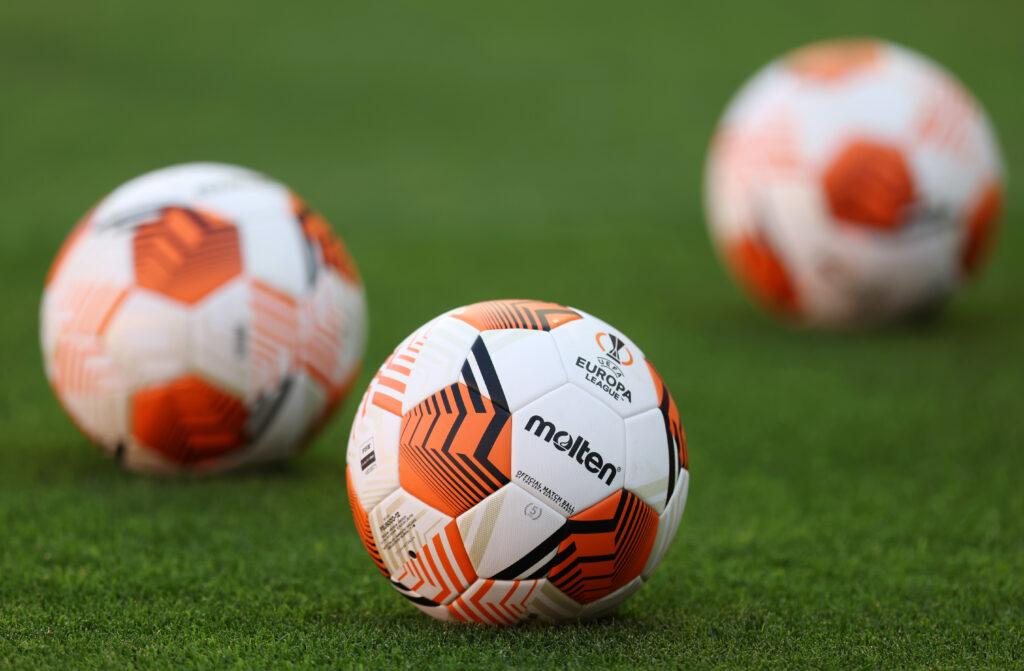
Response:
[188, 279, 250, 398]
[623, 408, 673, 514]
[510, 384, 625, 516]
[103, 290, 189, 391]
[549, 313, 657, 418]
[577, 576, 644, 620]
[346, 399, 402, 512]
[477, 330, 567, 412]
[457, 484, 564, 579]
[642, 469, 689, 581]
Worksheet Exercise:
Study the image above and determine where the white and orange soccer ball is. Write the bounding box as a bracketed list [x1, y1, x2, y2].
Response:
[346, 299, 689, 624]
[705, 39, 1005, 327]
[40, 163, 367, 474]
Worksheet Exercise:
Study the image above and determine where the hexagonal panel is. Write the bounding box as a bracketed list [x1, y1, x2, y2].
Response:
[104, 289, 189, 392]
[399, 382, 511, 518]
[133, 206, 243, 305]
[549, 315, 658, 418]
[511, 384, 625, 517]
[457, 484, 564, 580]
[131, 374, 248, 466]
[547, 489, 658, 605]
[823, 139, 915, 231]
[476, 330, 567, 413]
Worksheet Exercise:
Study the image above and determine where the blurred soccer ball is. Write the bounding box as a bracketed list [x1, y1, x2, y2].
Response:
[705, 39, 1005, 327]
[41, 163, 366, 474]
[346, 299, 688, 624]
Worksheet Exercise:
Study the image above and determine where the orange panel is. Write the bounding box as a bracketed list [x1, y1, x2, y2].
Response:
[131, 375, 248, 466]
[133, 207, 242, 305]
[548, 490, 658, 604]
[451, 299, 581, 332]
[727, 234, 799, 317]
[823, 140, 915, 231]
[786, 39, 880, 81]
[399, 383, 511, 518]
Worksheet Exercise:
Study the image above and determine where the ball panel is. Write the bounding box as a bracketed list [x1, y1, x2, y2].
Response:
[456, 483, 564, 580]
[44, 210, 95, 288]
[399, 316, 480, 415]
[477, 330, 567, 413]
[369, 489, 473, 607]
[642, 469, 689, 581]
[132, 207, 243, 305]
[547, 489, 657, 605]
[447, 578, 582, 625]
[823, 140, 915, 231]
[724, 232, 801, 317]
[241, 371, 324, 464]
[237, 201, 311, 299]
[104, 290, 189, 392]
[450, 299, 582, 332]
[346, 399, 402, 513]
[130, 374, 248, 466]
[346, 464, 389, 577]
[623, 409, 673, 515]
[511, 384, 626, 516]
[188, 280, 252, 398]
[549, 315, 658, 418]
[290, 194, 361, 284]
[399, 382, 511, 518]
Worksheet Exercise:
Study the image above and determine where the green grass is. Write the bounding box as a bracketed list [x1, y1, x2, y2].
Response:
[2, 0, 1023, 668]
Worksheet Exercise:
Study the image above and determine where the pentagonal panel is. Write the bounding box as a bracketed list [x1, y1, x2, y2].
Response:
[577, 576, 644, 620]
[457, 484, 564, 580]
[399, 382, 511, 518]
[450, 299, 581, 332]
[550, 315, 658, 418]
[475, 330, 567, 413]
[132, 207, 243, 305]
[103, 289, 189, 391]
[131, 374, 248, 466]
[511, 384, 626, 517]
[237, 198, 310, 298]
[546, 489, 658, 605]
[369, 489, 474, 607]
[642, 469, 689, 581]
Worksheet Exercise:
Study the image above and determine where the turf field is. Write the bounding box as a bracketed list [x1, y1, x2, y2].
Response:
[2, 1, 1022, 668]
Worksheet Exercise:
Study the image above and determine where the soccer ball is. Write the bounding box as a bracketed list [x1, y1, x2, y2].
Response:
[705, 39, 1005, 327]
[40, 163, 367, 474]
[346, 299, 689, 624]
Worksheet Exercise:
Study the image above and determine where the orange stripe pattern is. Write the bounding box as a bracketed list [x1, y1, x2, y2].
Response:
[548, 490, 658, 604]
[346, 465, 390, 576]
[451, 299, 581, 332]
[133, 207, 242, 305]
[399, 383, 511, 517]
[393, 520, 477, 605]
[290, 193, 360, 283]
[448, 579, 540, 625]
[131, 374, 248, 465]
[823, 140, 915, 232]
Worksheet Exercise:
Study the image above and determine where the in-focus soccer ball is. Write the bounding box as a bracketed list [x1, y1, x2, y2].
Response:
[41, 163, 367, 474]
[705, 39, 1005, 327]
[346, 299, 689, 624]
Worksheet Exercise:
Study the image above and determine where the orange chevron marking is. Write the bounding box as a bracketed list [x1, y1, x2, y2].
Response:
[961, 182, 1003, 277]
[290, 193, 360, 283]
[786, 39, 880, 81]
[451, 299, 581, 332]
[823, 140, 915, 232]
[399, 383, 512, 517]
[727, 234, 799, 317]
